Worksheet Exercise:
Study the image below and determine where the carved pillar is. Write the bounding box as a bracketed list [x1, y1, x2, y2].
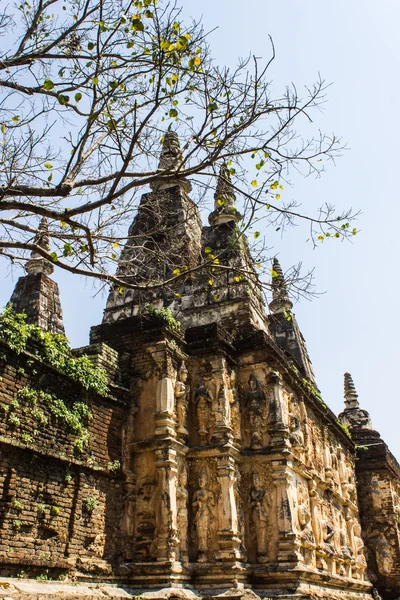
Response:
[122, 474, 136, 560]
[272, 462, 297, 562]
[216, 454, 242, 560]
[268, 372, 290, 448]
[154, 447, 179, 562]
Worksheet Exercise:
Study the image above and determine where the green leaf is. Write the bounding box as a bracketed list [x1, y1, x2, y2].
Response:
[43, 79, 54, 91]
[44, 163, 53, 169]
[1, 124, 6, 134]
[63, 243, 73, 257]
[74, 92, 82, 102]
[50, 252, 58, 263]
[169, 108, 178, 118]
[208, 102, 218, 112]
[57, 94, 70, 105]
[12, 116, 20, 122]
[131, 18, 144, 31]
[92, 77, 99, 85]
[253, 231, 260, 239]
[204, 246, 212, 254]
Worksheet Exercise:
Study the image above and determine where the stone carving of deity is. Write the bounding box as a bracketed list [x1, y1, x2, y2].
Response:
[289, 398, 304, 451]
[320, 518, 337, 558]
[195, 386, 213, 446]
[246, 374, 265, 450]
[176, 466, 189, 562]
[175, 363, 189, 438]
[375, 531, 393, 575]
[297, 492, 315, 567]
[234, 468, 245, 557]
[248, 470, 271, 563]
[352, 521, 367, 579]
[192, 470, 215, 562]
[229, 371, 241, 441]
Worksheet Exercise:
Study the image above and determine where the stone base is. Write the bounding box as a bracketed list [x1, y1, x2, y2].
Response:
[0, 578, 131, 599]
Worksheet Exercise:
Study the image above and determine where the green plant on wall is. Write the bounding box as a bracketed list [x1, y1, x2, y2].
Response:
[0, 305, 109, 396]
[16, 386, 92, 454]
[83, 495, 98, 513]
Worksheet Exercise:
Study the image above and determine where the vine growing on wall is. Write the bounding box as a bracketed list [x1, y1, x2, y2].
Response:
[16, 387, 92, 453]
[0, 305, 109, 395]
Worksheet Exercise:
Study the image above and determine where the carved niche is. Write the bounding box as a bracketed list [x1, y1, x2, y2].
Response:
[229, 371, 241, 443]
[134, 473, 158, 560]
[288, 395, 305, 457]
[241, 372, 269, 450]
[194, 384, 214, 446]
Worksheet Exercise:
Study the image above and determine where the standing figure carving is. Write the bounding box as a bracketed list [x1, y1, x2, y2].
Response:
[192, 470, 215, 562]
[289, 397, 304, 451]
[246, 374, 265, 449]
[229, 371, 241, 442]
[135, 476, 157, 559]
[195, 386, 213, 446]
[248, 470, 271, 563]
[297, 488, 315, 567]
[353, 521, 367, 579]
[176, 466, 189, 562]
[175, 363, 189, 438]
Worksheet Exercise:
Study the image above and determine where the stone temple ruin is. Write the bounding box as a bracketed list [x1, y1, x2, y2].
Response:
[1, 132, 400, 599]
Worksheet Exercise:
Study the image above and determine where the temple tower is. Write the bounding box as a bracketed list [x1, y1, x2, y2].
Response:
[9, 217, 64, 334]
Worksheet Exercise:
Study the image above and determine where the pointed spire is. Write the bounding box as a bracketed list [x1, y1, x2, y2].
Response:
[344, 372, 359, 410]
[209, 164, 242, 226]
[151, 129, 191, 192]
[25, 217, 54, 275]
[339, 372, 373, 431]
[268, 257, 293, 313]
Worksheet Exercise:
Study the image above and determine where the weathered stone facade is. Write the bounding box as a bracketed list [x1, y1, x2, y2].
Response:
[0, 134, 399, 599]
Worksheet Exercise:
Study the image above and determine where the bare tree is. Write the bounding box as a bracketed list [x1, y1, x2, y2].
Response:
[0, 0, 356, 296]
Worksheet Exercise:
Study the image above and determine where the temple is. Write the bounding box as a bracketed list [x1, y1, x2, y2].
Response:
[0, 132, 399, 600]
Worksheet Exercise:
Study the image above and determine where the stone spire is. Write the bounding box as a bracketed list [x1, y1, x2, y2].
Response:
[267, 258, 315, 382]
[344, 372, 359, 410]
[9, 217, 65, 335]
[268, 257, 293, 314]
[209, 164, 242, 226]
[339, 372, 372, 431]
[25, 217, 54, 276]
[151, 129, 191, 193]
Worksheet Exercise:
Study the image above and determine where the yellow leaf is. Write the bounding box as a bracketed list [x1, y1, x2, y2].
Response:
[208, 279, 214, 286]
[175, 292, 182, 298]
[352, 228, 357, 235]
[113, 242, 119, 249]
[213, 258, 220, 264]
[169, 44, 175, 51]
[317, 235, 324, 242]
[270, 269, 278, 278]
[173, 268, 181, 275]
[254, 231, 260, 239]
[234, 275, 241, 283]
[275, 194, 281, 200]
[1, 124, 6, 134]
[194, 56, 201, 66]
[118, 287, 125, 294]
[279, 184, 284, 190]
[60, 221, 67, 228]
[251, 180, 258, 188]
[183, 33, 192, 39]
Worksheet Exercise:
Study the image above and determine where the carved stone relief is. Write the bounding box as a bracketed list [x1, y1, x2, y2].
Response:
[245, 467, 272, 563]
[296, 479, 316, 567]
[135, 474, 158, 560]
[192, 468, 216, 562]
[194, 385, 213, 446]
[241, 373, 269, 450]
[375, 531, 393, 575]
[176, 463, 189, 562]
[229, 371, 241, 442]
[175, 362, 189, 439]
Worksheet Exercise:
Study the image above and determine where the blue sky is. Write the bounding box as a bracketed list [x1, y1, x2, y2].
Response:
[1, 0, 399, 458]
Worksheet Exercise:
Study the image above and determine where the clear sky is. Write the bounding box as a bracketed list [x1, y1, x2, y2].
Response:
[1, 0, 399, 458]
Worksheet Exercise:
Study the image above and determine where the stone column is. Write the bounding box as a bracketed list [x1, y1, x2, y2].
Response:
[155, 447, 179, 562]
[272, 462, 297, 562]
[216, 454, 242, 561]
